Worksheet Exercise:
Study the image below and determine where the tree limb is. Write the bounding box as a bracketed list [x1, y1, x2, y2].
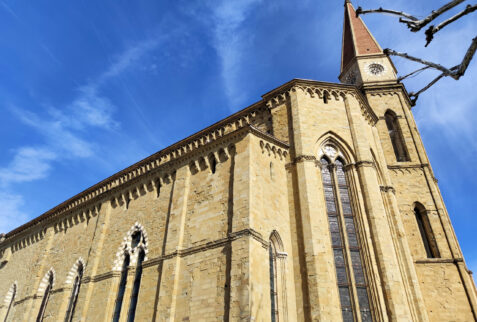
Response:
[425, 4, 477, 46]
[409, 73, 445, 105]
[357, 0, 465, 32]
[384, 48, 457, 77]
[355, 7, 418, 21]
[397, 66, 431, 82]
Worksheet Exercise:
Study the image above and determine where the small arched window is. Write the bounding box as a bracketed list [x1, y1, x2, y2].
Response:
[4, 283, 16, 322]
[414, 204, 440, 258]
[65, 262, 83, 322]
[37, 272, 54, 322]
[113, 254, 130, 322]
[268, 231, 287, 322]
[384, 111, 409, 162]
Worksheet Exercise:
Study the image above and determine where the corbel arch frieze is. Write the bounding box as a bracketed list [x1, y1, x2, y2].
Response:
[259, 140, 289, 162]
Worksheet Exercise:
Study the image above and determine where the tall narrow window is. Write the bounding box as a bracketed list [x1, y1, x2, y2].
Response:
[269, 242, 278, 322]
[321, 150, 373, 322]
[37, 272, 53, 322]
[4, 283, 16, 322]
[414, 204, 440, 258]
[113, 254, 130, 322]
[65, 263, 83, 322]
[127, 249, 145, 322]
[384, 111, 409, 162]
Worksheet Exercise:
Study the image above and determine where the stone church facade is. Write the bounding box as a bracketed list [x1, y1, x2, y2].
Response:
[1, 2, 476, 321]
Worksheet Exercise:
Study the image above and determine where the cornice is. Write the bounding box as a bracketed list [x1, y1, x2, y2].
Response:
[3, 124, 288, 242]
[262, 79, 378, 126]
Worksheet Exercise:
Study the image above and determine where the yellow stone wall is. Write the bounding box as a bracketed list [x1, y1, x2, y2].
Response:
[0, 80, 475, 321]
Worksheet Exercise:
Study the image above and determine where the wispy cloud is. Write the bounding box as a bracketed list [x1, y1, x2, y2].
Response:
[0, 37, 160, 233]
[207, 0, 263, 108]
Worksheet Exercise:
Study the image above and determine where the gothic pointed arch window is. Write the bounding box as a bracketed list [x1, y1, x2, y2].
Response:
[65, 261, 83, 322]
[37, 270, 54, 322]
[414, 203, 440, 258]
[3, 283, 16, 322]
[384, 110, 409, 162]
[113, 225, 147, 322]
[320, 144, 372, 322]
[268, 231, 287, 322]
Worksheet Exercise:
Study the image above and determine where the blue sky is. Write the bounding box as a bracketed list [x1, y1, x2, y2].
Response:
[0, 0, 475, 274]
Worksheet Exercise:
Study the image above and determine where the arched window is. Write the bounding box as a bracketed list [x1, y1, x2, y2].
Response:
[384, 111, 409, 162]
[65, 262, 83, 322]
[127, 249, 145, 322]
[320, 145, 372, 322]
[414, 204, 440, 258]
[268, 232, 287, 322]
[112, 225, 147, 322]
[4, 283, 16, 322]
[269, 241, 278, 322]
[113, 254, 130, 322]
[37, 272, 54, 322]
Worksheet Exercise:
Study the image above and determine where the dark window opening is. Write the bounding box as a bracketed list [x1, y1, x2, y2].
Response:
[414, 206, 440, 258]
[37, 273, 53, 322]
[113, 254, 130, 322]
[65, 264, 83, 322]
[127, 250, 145, 322]
[384, 111, 409, 162]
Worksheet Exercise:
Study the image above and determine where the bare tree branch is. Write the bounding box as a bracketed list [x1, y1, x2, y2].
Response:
[357, 0, 465, 32]
[455, 36, 477, 76]
[425, 4, 477, 46]
[384, 49, 456, 77]
[409, 73, 445, 106]
[397, 66, 431, 82]
[355, 7, 418, 21]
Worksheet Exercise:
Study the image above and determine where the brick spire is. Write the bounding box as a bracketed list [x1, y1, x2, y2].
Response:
[341, 1, 382, 73]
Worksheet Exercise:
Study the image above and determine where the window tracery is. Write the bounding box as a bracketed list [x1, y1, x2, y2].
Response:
[112, 223, 148, 321]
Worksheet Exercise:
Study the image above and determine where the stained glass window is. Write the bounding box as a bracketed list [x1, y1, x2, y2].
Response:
[321, 156, 373, 322]
[127, 250, 145, 322]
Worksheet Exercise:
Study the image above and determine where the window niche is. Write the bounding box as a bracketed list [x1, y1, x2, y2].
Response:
[384, 110, 410, 162]
[414, 203, 440, 258]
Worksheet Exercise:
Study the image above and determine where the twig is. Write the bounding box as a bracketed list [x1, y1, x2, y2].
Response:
[397, 66, 431, 82]
[425, 4, 477, 46]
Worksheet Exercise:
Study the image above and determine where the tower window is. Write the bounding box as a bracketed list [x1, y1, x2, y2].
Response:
[414, 204, 440, 258]
[321, 155, 373, 322]
[384, 111, 409, 162]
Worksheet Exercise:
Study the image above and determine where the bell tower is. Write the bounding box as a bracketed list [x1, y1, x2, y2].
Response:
[339, 0, 397, 87]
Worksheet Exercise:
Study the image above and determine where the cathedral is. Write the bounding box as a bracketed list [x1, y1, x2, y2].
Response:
[1, 1, 476, 321]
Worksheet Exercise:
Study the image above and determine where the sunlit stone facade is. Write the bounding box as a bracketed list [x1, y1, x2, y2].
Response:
[1, 2, 476, 321]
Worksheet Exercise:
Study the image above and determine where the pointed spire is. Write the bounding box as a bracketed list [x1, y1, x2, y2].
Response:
[341, 1, 382, 73]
